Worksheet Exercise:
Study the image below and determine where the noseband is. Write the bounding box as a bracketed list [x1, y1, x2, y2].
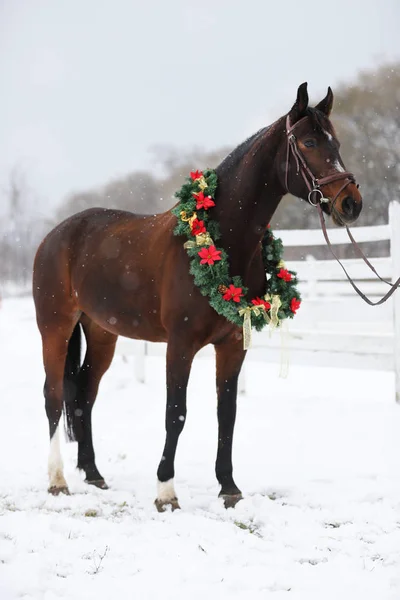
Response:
[284, 115, 356, 209]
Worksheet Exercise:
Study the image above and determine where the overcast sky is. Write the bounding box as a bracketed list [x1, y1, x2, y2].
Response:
[1, 0, 399, 216]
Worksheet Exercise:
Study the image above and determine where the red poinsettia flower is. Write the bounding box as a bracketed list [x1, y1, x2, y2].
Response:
[193, 191, 215, 210]
[277, 268, 292, 282]
[190, 170, 203, 181]
[222, 284, 244, 303]
[191, 218, 206, 236]
[290, 297, 301, 314]
[251, 297, 271, 310]
[267, 224, 271, 229]
[198, 245, 222, 266]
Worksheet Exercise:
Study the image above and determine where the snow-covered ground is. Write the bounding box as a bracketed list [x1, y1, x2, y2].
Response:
[1, 297, 400, 600]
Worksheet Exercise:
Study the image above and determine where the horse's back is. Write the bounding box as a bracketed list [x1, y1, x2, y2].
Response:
[41, 207, 158, 242]
[34, 206, 174, 267]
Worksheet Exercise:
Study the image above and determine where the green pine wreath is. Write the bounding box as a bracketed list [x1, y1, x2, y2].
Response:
[172, 169, 301, 338]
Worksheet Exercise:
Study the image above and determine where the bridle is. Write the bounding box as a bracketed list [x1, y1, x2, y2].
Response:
[284, 115, 400, 306]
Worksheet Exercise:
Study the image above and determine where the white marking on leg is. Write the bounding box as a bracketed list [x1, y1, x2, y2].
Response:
[157, 479, 177, 502]
[48, 423, 67, 489]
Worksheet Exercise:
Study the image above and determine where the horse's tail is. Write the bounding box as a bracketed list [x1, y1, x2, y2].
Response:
[63, 322, 83, 442]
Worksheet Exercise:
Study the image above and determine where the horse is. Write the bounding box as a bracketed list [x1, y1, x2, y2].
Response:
[33, 83, 362, 511]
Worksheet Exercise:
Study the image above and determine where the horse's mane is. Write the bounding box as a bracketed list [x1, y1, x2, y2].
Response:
[217, 107, 330, 174]
[217, 126, 270, 172]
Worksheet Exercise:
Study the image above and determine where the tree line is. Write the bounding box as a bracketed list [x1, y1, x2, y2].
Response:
[1, 62, 399, 290]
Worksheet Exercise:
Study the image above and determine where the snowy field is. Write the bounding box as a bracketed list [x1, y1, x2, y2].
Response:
[1, 297, 400, 599]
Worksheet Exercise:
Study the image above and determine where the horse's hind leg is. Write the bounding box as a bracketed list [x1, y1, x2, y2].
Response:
[76, 317, 117, 488]
[41, 318, 80, 495]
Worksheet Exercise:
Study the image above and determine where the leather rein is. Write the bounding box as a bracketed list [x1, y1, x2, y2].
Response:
[284, 115, 400, 306]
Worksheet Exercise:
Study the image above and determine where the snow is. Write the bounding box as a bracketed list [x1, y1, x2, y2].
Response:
[1, 297, 400, 599]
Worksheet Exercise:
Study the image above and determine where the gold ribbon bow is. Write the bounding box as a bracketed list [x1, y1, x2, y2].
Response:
[197, 176, 208, 191]
[183, 232, 214, 249]
[238, 294, 282, 350]
[180, 210, 198, 228]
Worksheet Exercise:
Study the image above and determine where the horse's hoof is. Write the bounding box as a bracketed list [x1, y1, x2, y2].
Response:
[220, 492, 243, 509]
[48, 485, 70, 496]
[154, 497, 181, 513]
[86, 478, 109, 490]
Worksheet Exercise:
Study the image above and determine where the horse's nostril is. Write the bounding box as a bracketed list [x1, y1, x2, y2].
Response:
[342, 196, 355, 217]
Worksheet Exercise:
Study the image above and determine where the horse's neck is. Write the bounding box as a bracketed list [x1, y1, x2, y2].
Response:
[214, 119, 286, 279]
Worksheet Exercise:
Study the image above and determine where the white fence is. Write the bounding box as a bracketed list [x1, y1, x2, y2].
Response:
[117, 202, 400, 401]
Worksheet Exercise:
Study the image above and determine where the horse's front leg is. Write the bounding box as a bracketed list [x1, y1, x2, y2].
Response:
[155, 339, 195, 512]
[215, 334, 247, 508]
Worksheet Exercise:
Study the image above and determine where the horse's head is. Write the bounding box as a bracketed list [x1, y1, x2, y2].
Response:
[279, 82, 362, 226]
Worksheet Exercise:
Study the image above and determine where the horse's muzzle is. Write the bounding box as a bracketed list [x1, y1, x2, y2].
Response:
[329, 184, 363, 226]
[341, 195, 362, 221]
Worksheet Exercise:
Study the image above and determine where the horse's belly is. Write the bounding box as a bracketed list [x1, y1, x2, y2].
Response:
[76, 270, 167, 342]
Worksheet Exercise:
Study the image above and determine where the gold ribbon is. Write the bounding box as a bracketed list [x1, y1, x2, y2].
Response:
[180, 210, 198, 228]
[264, 294, 281, 329]
[183, 232, 214, 249]
[264, 294, 289, 378]
[238, 305, 263, 350]
[197, 176, 208, 191]
[279, 319, 290, 379]
[238, 294, 282, 350]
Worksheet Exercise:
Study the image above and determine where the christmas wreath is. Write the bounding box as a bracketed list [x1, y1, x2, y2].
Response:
[172, 169, 301, 348]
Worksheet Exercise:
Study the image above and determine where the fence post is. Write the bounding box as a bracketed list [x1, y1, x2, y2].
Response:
[135, 341, 146, 384]
[389, 201, 400, 403]
[238, 364, 246, 395]
[305, 254, 317, 299]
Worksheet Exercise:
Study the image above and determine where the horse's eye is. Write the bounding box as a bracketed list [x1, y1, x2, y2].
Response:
[304, 139, 316, 148]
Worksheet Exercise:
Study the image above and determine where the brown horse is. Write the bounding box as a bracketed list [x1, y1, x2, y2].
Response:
[33, 83, 362, 511]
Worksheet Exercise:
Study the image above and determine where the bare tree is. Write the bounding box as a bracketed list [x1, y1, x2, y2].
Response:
[56, 190, 104, 222]
[0, 166, 48, 290]
[56, 171, 162, 222]
[333, 62, 400, 225]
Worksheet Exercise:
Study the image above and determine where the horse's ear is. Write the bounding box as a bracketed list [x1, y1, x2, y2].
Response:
[315, 87, 334, 116]
[288, 82, 309, 125]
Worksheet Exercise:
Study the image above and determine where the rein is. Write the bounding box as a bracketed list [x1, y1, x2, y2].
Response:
[317, 206, 400, 306]
[285, 115, 400, 306]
